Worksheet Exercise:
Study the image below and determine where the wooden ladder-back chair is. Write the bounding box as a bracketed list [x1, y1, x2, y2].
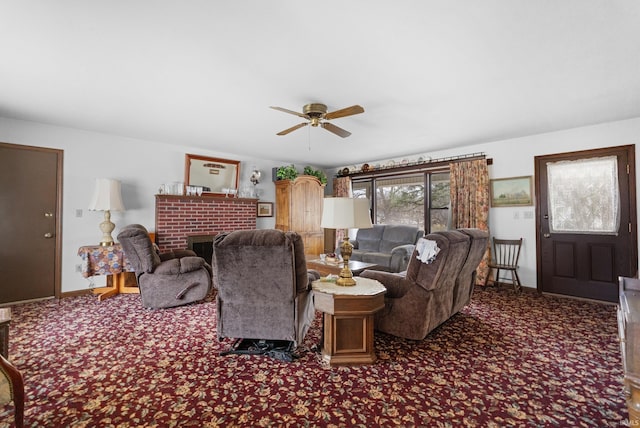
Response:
[484, 238, 523, 293]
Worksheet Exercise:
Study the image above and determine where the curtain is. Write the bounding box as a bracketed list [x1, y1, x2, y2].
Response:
[332, 177, 352, 249]
[449, 159, 491, 284]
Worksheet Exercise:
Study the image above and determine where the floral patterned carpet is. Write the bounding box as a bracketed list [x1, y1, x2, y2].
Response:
[0, 287, 627, 427]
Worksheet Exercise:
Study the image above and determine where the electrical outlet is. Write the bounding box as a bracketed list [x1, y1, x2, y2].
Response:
[75, 209, 83, 218]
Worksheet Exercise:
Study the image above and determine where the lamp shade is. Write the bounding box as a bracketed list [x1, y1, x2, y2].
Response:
[88, 178, 125, 211]
[320, 197, 373, 229]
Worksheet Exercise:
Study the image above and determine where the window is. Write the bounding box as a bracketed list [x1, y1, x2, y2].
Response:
[352, 170, 450, 233]
[429, 172, 450, 232]
[375, 175, 425, 228]
[547, 156, 620, 234]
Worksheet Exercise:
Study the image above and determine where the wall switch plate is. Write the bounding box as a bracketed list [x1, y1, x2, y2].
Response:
[75, 209, 83, 218]
[523, 211, 534, 219]
[513, 211, 520, 220]
[75, 264, 82, 272]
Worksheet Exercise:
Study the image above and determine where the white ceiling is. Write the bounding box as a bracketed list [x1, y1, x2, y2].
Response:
[1, 1, 639, 168]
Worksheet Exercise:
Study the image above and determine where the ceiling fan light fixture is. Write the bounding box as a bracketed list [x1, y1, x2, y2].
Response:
[303, 103, 328, 117]
[270, 102, 364, 138]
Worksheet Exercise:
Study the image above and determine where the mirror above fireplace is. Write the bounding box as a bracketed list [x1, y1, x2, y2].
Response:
[184, 154, 240, 197]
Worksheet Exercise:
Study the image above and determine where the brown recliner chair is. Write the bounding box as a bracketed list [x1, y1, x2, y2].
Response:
[117, 224, 212, 309]
[212, 229, 319, 347]
[452, 228, 490, 314]
[360, 230, 472, 340]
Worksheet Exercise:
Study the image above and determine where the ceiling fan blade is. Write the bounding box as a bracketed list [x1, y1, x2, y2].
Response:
[270, 106, 308, 119]
[322, 122, 351, 138]
[324, 105, 364, 120]
[277, 122, 308, 136]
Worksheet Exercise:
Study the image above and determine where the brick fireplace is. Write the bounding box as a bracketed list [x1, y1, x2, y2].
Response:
[154, 195, 258, 254]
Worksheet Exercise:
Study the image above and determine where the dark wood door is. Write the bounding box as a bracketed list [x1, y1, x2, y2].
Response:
[535, 145, 637, 302]
[0, 143, 62, 303]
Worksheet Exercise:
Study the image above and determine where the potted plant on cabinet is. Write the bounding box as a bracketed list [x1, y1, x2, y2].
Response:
[303, 166, 328, 185]
[275, 164, 299, 181]
[274, 164, 327, 185]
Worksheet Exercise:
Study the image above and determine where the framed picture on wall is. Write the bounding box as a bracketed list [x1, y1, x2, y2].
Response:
[257, 202, 274, 217]
[490, 176, 534, 207]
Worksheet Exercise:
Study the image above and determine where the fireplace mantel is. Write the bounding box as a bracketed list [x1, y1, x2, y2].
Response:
[156, 194, 259, 203]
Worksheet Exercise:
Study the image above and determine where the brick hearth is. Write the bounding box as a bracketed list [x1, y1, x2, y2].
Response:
[155, 195, 258, 252]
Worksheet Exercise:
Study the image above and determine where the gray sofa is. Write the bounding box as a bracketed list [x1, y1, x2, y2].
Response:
[346, 224, 424, 272]
[360, 228, 489, 340]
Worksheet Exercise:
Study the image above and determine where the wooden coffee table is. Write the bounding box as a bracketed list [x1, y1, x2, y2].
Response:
[312, 277, 386, 366]
[306, 258, 379, 277]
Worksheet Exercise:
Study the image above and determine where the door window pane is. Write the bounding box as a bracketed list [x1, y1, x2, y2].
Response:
[547, 156, 620, 234]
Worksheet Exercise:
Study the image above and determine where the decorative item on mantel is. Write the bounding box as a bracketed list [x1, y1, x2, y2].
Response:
[88, 178, 125, 246]
[249, 166, 262, 198]
[159, 182, 186, 195]
[185, 185, 204, 196]
[249, 167, 261, 185]
[222, 188, 238, 198]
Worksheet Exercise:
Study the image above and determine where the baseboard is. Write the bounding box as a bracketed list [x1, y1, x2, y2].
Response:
[60, 289, 93, 299]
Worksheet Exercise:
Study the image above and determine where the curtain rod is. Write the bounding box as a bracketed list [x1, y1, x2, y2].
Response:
[338, 152, 492, 179]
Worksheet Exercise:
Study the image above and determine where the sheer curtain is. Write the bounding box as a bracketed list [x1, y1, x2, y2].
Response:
[547, 156, 620, 234]
[450, 159, 490, 284]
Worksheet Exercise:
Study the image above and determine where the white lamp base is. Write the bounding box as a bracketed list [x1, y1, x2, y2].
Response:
[99, 210, 115, 246]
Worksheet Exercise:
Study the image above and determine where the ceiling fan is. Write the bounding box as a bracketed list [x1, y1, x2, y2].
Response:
[270, 103, 364, 138]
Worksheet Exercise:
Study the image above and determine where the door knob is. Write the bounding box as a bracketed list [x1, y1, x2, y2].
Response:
[44, 232, 53, 238]
[543, 233, 551, 238]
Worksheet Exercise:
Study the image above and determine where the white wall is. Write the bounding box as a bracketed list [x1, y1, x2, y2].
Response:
[3, 116, 639, 293]
[355, 117, 640, 289]
[0, 117, 288, 292]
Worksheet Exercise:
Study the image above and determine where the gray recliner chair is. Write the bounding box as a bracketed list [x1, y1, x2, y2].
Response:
[212, 229, 319, 347]
[117, 224, 212, 309]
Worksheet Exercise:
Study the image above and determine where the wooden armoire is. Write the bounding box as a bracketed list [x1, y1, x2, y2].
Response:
[275, 175, 325, 255]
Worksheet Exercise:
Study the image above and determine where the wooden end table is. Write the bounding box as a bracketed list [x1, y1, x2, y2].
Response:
[312, 277, 386, 366]
[306, 258, 379, 277]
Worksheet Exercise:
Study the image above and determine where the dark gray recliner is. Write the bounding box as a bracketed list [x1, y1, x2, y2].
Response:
[117, 224, 212, 308]
[212, 229, 319, 347]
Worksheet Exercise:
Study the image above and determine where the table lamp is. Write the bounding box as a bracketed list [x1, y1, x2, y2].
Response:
[88, 178, 125, 246]
[320, 197, 373, 286]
